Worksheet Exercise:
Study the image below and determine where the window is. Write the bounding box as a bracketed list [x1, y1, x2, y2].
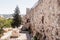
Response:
[42, 16, 44, 24]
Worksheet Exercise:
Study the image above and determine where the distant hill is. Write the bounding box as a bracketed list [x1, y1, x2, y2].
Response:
[0, 14, 13, 19]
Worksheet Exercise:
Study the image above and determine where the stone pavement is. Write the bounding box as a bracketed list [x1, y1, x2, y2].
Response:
[1, 28, 31, 40]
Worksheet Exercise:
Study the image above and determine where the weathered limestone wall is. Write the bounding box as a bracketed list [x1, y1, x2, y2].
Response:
[24, 0, 60, 40]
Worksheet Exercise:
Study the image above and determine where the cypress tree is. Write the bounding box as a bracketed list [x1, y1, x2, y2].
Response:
[11, 6, 22, 28]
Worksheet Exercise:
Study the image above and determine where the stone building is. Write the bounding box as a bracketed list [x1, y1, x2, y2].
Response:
[23, 0, 60, 40]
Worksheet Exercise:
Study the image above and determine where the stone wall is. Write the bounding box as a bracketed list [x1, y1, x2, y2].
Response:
[24, 0, 60, 40]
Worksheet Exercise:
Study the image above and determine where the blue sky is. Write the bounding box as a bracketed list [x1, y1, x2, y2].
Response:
[0, 0, 38, 15]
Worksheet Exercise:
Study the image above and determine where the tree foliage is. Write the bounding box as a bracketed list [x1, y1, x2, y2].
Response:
[11, 6, 22, 28]
[0, 18, 13, 28]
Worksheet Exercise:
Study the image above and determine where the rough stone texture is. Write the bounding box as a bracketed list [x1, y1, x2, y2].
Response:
[23, 0, 60, 40]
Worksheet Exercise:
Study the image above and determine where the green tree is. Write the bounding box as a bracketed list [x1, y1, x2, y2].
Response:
[3, 19, 13, 28]
[0, 17, 13, 28]
[11, 6, 22, 28]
